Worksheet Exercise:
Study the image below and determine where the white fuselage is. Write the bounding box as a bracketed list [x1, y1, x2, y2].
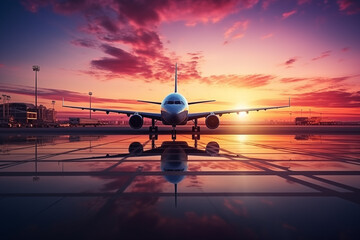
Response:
[161, 93, 189, 126]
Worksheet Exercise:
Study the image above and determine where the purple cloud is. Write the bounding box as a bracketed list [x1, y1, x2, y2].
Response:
[312, 50, 331, 61]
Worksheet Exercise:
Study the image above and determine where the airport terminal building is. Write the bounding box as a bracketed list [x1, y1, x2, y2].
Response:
[0, 103, 56, 127]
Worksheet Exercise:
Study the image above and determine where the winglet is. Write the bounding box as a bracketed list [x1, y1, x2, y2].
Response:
[289, 97, 291, 107]
[62, 98, 64, 107]
[175, 63, 178, 93]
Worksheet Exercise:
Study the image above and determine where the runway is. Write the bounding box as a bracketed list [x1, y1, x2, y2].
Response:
[1, 124, 360, 135]
[0, 134, 359, 239]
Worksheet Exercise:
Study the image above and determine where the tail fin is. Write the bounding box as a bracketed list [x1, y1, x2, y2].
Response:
[174, 63, 178, 93]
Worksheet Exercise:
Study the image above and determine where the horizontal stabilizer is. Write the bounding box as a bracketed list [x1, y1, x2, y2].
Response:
[137, 100, 162, 105]
[188, 100, 216, 105]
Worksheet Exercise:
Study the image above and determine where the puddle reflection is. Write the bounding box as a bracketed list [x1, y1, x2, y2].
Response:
[0, 134, 359, 239]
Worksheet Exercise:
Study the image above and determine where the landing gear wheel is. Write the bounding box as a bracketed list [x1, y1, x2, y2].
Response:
[171, 129, 176, 140]
[192, 119, 200, 132]
[192, 134, 200, 140]
[149, 133, 158, 140]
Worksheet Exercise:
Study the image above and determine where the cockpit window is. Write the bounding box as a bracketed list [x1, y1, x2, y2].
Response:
[166, 100, 184, 105]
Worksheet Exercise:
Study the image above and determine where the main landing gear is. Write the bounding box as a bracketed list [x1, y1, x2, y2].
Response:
[192, 118, 200, 140]
[192, 119, 200, 132]
[171, 125, 176, 140]
[149, 119, 158, 140]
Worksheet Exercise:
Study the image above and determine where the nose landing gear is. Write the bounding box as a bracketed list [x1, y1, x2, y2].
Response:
[171, 125, 176, 140]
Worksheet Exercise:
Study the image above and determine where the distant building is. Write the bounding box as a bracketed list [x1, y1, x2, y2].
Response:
[37, 104, 56, 122]
[0, 103, 37, 126]
[295, 117, 321, 125]
[295, 117, 308, 125]
[0, 103, 56, 127]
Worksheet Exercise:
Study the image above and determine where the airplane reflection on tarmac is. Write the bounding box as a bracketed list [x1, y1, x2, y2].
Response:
[78, 137, 221, 207]
[0, 134, 360, 207]
[1, 134, 360, 239]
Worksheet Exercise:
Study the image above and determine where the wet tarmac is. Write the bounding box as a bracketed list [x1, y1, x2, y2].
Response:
[0, 133, 360, 239]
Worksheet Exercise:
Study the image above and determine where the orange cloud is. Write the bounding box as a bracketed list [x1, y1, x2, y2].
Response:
[201, 74, 275, 88]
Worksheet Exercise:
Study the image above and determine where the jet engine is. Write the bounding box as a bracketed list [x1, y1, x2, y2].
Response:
[129, 114, 143, 129]
[128, 142, 143, 155]
[205, 114, 219, 129]
[206, 141, 220, 156]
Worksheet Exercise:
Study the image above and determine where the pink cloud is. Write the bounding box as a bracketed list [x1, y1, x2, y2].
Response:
[223, 20, 249, 44]
[282, 10, 297, 19]
[256, 90, 360, 108]
[280, 75, 353, 89]
[284, 57, 298, 67]
[201, 74, 275, 88]
[297, 0, 311, 5]
[232, 33, 245, 40]
[337, 0, 360, 14]
[341, 47, 350, 52]
[70, 39, 97, 48]
[21, 0, 265, 87]
[0, 63, 4, 68]
[224, 20, 249, 38]
[281, 77, 307, 83]
[312, 50, 331, 61]
[291, 90, 360, 108]
[261, 33, 274, 39]
[23, 0, 261, 83]
[0, 84, 147, 105]
[91, 44, 153, 78]
[262, 0, 277, 9]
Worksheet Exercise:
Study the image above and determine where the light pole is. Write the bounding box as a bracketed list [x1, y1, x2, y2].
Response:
[6, 95, 10, 119]
[1, 94, 5, 120]
[52, 100, 56, 122]
[32, 65, 40, 116]
[89, 92, 92, 119]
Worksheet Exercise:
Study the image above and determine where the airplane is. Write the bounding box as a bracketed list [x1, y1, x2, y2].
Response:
[63, 63, 290, 139]
[61, 138, 223, 207]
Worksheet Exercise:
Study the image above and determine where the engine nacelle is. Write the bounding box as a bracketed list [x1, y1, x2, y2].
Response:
[129, 114, 143, 129]
[206, 141, 220, 156]
[128, 142, 143, 155]
[205, 114, 219, 129]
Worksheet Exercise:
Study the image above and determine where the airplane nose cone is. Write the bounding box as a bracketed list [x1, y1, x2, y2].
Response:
[166, 113, 181, 124]
[161, 106, 188, 125]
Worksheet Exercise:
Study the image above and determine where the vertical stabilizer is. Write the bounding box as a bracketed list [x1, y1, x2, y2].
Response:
[175, 63, 178, 93]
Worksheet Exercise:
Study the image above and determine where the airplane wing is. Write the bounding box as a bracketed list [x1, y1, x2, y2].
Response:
[188, 98, 290, 120]
[62, 99, 162, 120]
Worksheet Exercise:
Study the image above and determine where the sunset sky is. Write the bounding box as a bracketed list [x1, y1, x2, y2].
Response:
[0, 0, 359, 122]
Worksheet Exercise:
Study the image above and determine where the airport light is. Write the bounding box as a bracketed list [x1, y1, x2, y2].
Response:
[32, 65, 40, 114]
[89, 92, 92, 119]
